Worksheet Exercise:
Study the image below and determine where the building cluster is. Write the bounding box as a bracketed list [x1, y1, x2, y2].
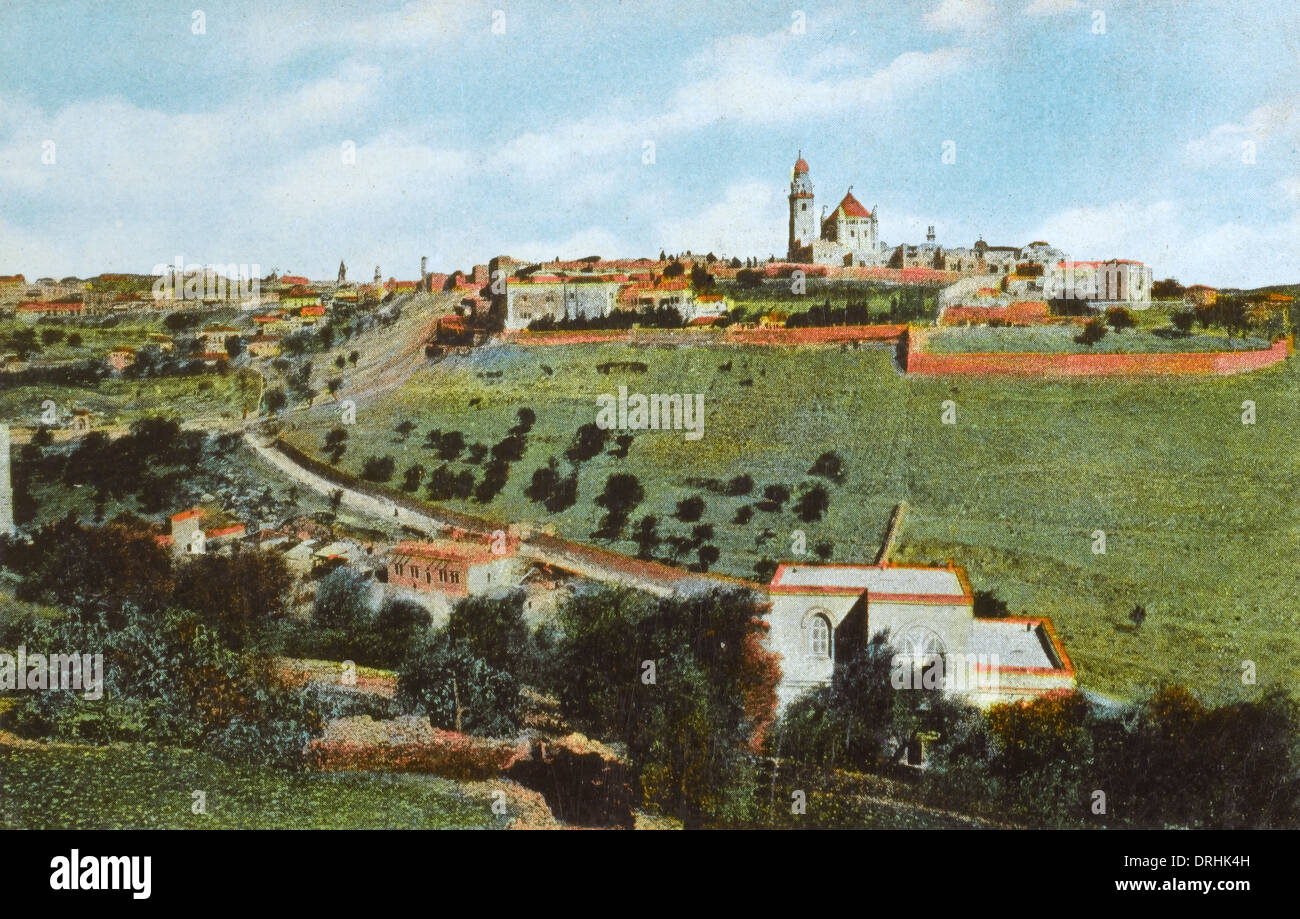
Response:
[501, 269, 731, 331]
[784, 154, 1154, 310]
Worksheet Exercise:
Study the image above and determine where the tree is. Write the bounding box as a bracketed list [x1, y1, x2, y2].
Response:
[758, 484, 790, 511]
[566, 422, 608, 464]
[312, 566, 373, 632]
[551, 587, 779, 826]
[674, 494, 705, 523]
[1075, 317, 1107, 346]
[632, 515, 660, 559]
[436, 430, 465, 461]
[1105, 306, 1135, 332]
[361, 454, 396, 482]
[397, 631, 521, 736]
[1171, 310, 1195, 335]
[595, 473, 644, 538]
[725, 473, 754, 496]
[401, 464, 426, 492]
[445, 592, 539, 679]
[794, 483, 830, 522]
[473, 458, 510, 503]
[1151, 278, 1184, 300]
[263, 387, 287, 416]
[372, 597, 430, 665]
[323, 427, 348, 464]
[973, 590, 1009, 619]
[808, 451, 844, 481]
[173, 549, 293, 650]
[525, 458, 560, 504]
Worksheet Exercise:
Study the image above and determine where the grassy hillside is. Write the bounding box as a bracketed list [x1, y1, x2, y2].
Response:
[0, 744, 512, 829]
[282, 341, 1300, 703]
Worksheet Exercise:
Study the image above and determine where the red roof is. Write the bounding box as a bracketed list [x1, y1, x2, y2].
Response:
[794, 156, 809, 174]
[835, 191, 871, 218]
[171, 509, 204, 523]
[279, 275, 309, 285]
[391, 540, 499, 565]
[285, 285, 316, 297]
[299, 305, 326, 316]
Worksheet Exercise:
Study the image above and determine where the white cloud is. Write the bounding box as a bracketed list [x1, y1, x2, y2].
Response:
[923, 0, 996, 32]
[1023, 0, 1084, 16]
[1030, 198, 1300, 288]
[654, 182, 782, 259]
[1184, 100, 1300, 168]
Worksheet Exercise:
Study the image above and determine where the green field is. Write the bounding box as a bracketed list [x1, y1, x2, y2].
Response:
[0, 744, 510, 829]
[283, 341, 1300, 703]
[0, 372, 256, 430]
[926, 324, 1269, 354]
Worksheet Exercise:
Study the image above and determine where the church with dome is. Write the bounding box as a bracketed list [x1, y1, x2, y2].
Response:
[786, 153, 885, 266]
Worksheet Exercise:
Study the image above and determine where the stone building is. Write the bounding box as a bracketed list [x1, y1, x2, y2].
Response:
[786, 155, 883, 266]
[1044, 259, 1153, 308]
[387, 540, 519, 599]
[765, 560, 1075, 709]
[504, 274, 626, 330]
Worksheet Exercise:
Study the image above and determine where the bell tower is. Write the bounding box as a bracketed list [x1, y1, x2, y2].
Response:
[788, 152, 815, 260]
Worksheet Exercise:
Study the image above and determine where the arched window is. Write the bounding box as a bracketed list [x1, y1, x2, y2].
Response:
[808, 616, 831, 657]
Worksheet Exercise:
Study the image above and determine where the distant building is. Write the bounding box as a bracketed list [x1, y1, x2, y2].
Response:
[246, 334, 282, 358]
[504, 275, 626, 330]
[387, 540, 518, 599]
[786, 155, 883, 266]
[281, 286, 320, 310]
[1044, 259, 1154, 309]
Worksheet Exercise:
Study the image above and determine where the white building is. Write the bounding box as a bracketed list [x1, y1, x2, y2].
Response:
[504, 274, 627, 330]
[786, 155, 884, 267]
[1044, 259, 1154, 309]
[765, 561, 1075, 709]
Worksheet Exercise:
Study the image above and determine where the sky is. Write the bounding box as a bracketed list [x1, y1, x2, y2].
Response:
[0, 0, 1297, 287]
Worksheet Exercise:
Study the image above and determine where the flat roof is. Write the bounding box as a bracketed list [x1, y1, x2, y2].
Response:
[770, 563, 965, 598]
[969, 619, 1063, 672]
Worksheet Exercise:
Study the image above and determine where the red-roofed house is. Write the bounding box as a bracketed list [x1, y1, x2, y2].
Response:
[387, 540, 518, 599]
[281, 286, 319, 310]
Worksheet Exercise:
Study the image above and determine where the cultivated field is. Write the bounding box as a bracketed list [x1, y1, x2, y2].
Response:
[283, 341, 1300, 703]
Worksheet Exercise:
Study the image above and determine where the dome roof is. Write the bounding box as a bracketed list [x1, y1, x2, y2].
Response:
[794, 156, 809, 174]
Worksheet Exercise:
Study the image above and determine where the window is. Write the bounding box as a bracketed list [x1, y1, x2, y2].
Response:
[808, 616, 831, 657]
[801, 203, 807, 211]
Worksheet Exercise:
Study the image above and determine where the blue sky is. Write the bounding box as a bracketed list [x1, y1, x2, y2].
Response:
[1, 0, 1297, 286]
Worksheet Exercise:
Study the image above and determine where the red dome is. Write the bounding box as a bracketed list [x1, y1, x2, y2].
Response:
[794, 156, 810, 174]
